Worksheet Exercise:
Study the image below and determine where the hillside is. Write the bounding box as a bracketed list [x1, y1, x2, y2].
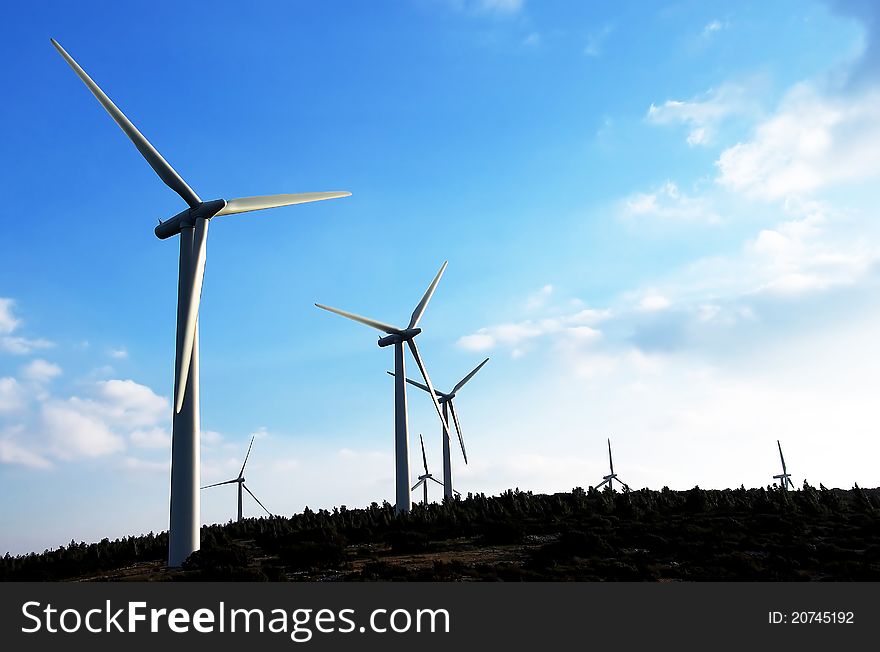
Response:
[3, 484, 879, 581]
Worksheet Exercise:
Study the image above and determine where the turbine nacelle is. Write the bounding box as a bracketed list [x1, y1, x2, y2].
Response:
[155, 199, 227, 239]
[377, 328, 422, 347]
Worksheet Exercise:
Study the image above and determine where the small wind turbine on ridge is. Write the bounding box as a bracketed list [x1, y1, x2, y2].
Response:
[201, 436, 272, 521]
[411, 434, 445, 505]
[773, 440, 794, 490]
[595, 438, 631, 492]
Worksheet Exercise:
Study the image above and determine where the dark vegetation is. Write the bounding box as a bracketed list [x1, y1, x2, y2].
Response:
[3, 483, 879, 581]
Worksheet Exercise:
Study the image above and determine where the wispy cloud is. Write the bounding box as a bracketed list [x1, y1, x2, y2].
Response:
[0, 298, 54, 355]
[716, 84, 880, 200]
[621, 181, 721, 223]
[647, 81, 759, 146]
[584, 24, 613, 57]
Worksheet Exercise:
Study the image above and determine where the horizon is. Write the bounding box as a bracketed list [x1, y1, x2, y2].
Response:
[2, 0, 880, 555]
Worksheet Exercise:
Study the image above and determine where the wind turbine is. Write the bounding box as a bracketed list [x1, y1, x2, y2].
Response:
[389, 357, 489, 499]
[595, 438, 630, 492]
[52, 39, 349, 566]
[773, 440, 794, 490]
[411, 434, 444, 505]
[201, 436, 272, 521]
[315, 262, 450, 515]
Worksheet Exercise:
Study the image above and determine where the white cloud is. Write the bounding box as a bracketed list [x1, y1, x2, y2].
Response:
[130, 427, 171, 449]
[108, 348, 128, 360]
[21, 359, 62, 384]
[121, 456, 168, 473]
[716, 84, 880, 199]
[0, 336, 54, 355]
[622, 181, 721, 223]
[92, 379, 169, 428]
[647, 82, 757, 146]
[638, 295, 672, 312]
[702, 19, 724, 36]
[0, 433, 52, 470]
[42, 400, 125, 459]
[0, 378, 26, 413]
[584, 24, 613, 57]
[0, 299, 20, 335]
[525, 284, 554, 309]
[0, 299, 54, 355]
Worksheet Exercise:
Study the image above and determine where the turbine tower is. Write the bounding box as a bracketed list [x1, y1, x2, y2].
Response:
[201, 436, 272, 521]
[773, 440, 794, 490]
[595, 438, 631, 492]
[389, 357, 489, 499]
[315, 262, 450, 515]
[411, 434, 444, 505]
[52, 40, 349, 566]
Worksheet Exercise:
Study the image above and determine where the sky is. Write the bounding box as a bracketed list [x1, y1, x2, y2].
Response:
[1, 0, 879, 554]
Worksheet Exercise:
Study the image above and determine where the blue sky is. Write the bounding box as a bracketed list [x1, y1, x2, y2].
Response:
[2, 0, 879, 554]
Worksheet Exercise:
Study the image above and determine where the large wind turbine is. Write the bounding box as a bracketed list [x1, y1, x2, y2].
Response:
[773, 440, 794, 490]
[315, 262, 450, 514]
[201, 436, 272, 521]
[52, 39, 349, 566]
[389, 357, 489, 499]
[411, 434, 444, 505]
[595, 438, 631, 492]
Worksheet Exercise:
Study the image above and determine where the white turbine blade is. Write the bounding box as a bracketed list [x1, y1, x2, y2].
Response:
[448, 400, 468, 464]
[408, 261, 447, 329]
[777, 440, 787, 474]
[406, 339, 450, 438]
[411, 479, 425, 491]
[239, 435, 256, 478]
[385, 371, 439, 397]
[174, 217, 209, 413]
[596, 478, 610, 489]
[200, 478, 238, 489]
[215, 191, 351, 217]
[420, 434, 429, 475]
[314, 303, 401, 335]
[451, 357, 490, 395]
[243, 484, 272, 517]
[50, 39, 201, 208]
[429, 477, 445, 487]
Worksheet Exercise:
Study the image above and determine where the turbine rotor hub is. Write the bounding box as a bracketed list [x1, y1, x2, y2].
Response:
[154, 199, 227, 239]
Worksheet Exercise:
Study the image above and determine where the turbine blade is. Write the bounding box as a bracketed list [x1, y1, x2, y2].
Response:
[777, 440, 787, 474]
[411, 479, 425, 491]
[608, 438, 614, 475]
[239, 435, 256, 478]
[596, 478, 609, 489]
[50, 39, 201, 208]
[243, 484, 272, 517]
[420, 434, 429, 475]
[385, 371, 438, 396]
[429, 477, 445, 487]
[451, 357, 490, 395]
[408, 261, 447, 329]
[406, 339, 450, 439]
[314, 303, 401, 335]
[174, 217, 209, 413]
[215, 191, 351, 217]
[200, 478, 238, 489]
[448, 400, 468, 464]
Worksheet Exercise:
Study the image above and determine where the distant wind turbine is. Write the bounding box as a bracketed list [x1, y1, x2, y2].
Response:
[315, 262, 450, 514]
[773, 440, 795, 490]
[201, 436, 272, 521]
[389, 357, 489, 499]
[411, 435, 445, 505]
[52, 39, 349, 566]
[595, 438, 631, 492]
